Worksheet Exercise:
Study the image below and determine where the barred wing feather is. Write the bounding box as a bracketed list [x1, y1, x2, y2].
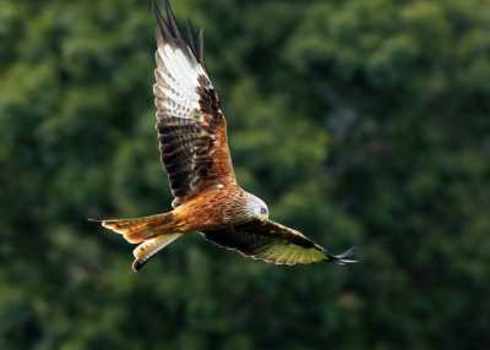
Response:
[202, 219, 358, 266]
[152, 1, 236, 207]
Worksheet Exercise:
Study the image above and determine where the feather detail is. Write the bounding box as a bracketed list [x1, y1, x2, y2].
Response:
[100, 212, 176, 244]
[202, 219, 358, 266]
[152, 0, 236, 206]
[132, 233, 183, 272]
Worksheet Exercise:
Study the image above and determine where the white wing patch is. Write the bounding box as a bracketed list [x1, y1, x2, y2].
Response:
[153, 43, 211, 123]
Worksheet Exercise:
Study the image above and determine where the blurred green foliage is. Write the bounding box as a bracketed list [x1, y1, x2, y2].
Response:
[1, 0, 490, 349]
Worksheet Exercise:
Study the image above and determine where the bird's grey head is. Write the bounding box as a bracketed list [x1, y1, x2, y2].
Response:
[244, 192, 269, 220]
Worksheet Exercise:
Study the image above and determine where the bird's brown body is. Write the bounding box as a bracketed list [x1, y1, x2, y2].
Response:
[103, 184, 247, 241]
[173, 185, 249, 230]
[97, 0, 357, 271]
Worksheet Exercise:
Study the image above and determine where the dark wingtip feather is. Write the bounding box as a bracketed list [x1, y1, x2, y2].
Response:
[185, 20, 204, 62]
[152, 0, 204, 63]
[152, 0, 166, 35]
[329, 246, 359, 266]
[164, 0, 183, 41]
[198, 28, 204, 62]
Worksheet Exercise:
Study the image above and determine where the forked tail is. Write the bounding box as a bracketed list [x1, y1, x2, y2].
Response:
[92, 212, 177, 244]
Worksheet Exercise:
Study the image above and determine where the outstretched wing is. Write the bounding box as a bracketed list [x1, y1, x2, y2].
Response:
[152, 1, 236, 207]
[202, 219, 357, 266]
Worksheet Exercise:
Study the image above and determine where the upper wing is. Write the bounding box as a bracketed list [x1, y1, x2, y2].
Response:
[202, 219, 357, 266]
[152, 1, 236, 207]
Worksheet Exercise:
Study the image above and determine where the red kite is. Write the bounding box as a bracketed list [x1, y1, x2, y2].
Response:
[98, 0, 357, 271]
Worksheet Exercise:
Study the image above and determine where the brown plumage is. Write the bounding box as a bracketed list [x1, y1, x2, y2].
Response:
[96, 0, 357, 272]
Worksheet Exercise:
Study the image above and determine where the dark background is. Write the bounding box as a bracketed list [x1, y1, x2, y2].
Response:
[1, 0, 489, 349]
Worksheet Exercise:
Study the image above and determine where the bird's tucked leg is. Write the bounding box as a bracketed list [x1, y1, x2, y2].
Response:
[132, 233, 183, 272]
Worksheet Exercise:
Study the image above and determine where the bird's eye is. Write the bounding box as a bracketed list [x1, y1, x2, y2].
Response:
[260, 207, 268, 215]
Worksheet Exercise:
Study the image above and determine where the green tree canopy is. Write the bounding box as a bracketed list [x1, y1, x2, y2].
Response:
[1, 0, 489, 349]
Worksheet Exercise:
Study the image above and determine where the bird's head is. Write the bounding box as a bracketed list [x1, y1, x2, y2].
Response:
[244, 192, 269, 221]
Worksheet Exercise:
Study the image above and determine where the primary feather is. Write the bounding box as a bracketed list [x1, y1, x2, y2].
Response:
[153, 0, 235, 207]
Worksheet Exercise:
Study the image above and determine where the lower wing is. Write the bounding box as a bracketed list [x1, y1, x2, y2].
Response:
[201, 219, 357, 266]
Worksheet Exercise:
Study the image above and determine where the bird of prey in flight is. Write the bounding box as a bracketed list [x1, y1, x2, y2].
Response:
[97, 0, 357, 271]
